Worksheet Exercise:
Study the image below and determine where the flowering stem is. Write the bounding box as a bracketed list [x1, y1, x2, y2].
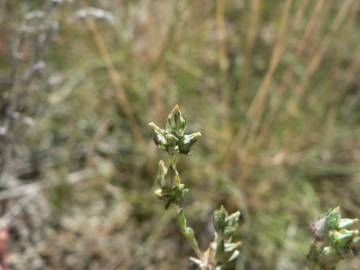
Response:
[170, 153, 178, 168]
[149, 105, 240, 269]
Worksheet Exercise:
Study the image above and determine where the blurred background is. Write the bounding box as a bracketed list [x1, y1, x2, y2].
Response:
[0, 0, 360, 269]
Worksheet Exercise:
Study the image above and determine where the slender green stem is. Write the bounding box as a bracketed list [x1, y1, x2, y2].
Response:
[215, 233, 225, 267]
[170, 153, 178, 168]
[176, 205, 203, 259]
[169, 152, 202, 259]
[169, 153, 182, 187]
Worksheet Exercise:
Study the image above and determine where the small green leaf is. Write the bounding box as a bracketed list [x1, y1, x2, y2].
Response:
[226, 211, 241, 226]
[177, 208, 201, 257]
[228, 250, 240, 262]
[177, 210, 193, 236]
[224, 242, 239, 253]
[224, 226, 237, 238]
[178, 208, 187, 232]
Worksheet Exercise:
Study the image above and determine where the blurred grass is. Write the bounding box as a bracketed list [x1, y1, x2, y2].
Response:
[1, 0, 360, 269]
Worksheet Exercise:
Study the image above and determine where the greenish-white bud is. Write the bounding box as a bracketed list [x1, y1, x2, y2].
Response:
[154, 133, 167, 147]
[149, 122, 165, 146]
[178, 132, 202, 154]
[226, 211, 241, 226]
[156, 160, 168, 187]
[224, 242, 241, 253]
[154, 188, 163, 198]
[330, 229, 357, 247]
[166, 105, 186, 136]
[338, 218, 359, 229]
[165, 133, 179, 145]
[158, 160, 167, 176]
[148, 122, 164, 134]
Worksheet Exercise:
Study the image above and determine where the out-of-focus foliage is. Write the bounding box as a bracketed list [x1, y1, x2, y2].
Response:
[0, 0, 359, 269]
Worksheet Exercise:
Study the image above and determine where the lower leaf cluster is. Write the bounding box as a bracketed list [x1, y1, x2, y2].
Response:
[308, 207, 360, 269]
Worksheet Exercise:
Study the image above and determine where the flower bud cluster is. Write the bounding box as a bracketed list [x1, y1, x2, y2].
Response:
[149, 105, 201, 208]
[154, 160, 189, 209]
[307, 207, 359, 269]
[149, 105, 201, 155]
[150, 105, 242, 269]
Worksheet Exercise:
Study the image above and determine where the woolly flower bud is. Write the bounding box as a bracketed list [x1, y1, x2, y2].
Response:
[310, 216, 326, 241]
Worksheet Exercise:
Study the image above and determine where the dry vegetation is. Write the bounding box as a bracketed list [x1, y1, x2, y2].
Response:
[0, 0, 360, 269]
